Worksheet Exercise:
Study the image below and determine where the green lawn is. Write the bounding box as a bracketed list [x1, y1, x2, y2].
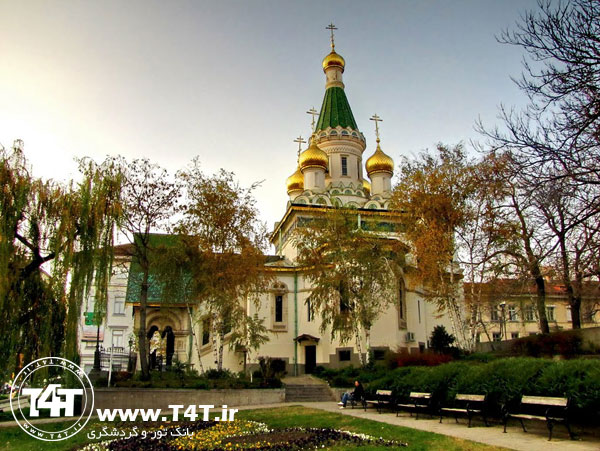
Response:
[0, 405, 506, 451]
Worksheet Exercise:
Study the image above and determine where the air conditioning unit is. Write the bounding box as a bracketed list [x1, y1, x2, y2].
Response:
[405, 332, 415, 342]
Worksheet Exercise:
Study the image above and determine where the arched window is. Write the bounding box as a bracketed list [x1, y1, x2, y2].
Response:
[398, 278, 407, 329]
[272, 283, 288, 331]
[275, 295, 283, 323]
[307, 297, 313, 322]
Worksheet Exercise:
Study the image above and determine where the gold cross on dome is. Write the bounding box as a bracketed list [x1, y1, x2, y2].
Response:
[370, 114, 383, 142]
[293, 136, 306, 157]
[326, 23, 337, 50]
[306, 107, 319, 132]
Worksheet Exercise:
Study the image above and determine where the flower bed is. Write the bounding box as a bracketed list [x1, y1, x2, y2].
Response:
[78, 420, 406, 450]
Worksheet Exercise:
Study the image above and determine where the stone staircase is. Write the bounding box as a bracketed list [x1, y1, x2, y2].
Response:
[282, 375, 336, 402]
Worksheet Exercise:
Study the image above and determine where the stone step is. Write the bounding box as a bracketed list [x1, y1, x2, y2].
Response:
[284, 384, 335, 402]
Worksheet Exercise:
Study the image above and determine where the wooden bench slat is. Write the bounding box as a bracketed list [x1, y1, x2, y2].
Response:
[409, 392, 431, 398]
[456, 394, 485, 402]
[376, 390, 392, 396]
[510, 413, 547, 421]
[503, 395, 575, 440]
[441, 407, 482, 413]
[521, 396, 567, 407]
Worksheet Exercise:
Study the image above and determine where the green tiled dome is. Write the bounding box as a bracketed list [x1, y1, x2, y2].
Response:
[316, 87, 359, 132]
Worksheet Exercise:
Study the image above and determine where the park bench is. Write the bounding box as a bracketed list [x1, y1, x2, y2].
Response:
[503, 395, 575, 441]
[349, 392, 367, 411]
[396, 392, 434, 419]
[365, 389, 393, 413]
[439, 394, 489, 427]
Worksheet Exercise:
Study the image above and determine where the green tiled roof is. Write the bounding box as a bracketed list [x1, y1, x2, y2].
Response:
[125, 234, 192, 305]
[316, 87, 359, 131]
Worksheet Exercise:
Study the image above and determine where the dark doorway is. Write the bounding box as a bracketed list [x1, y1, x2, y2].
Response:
[162, 326, 175, 367]
[305, 345, 316, 374]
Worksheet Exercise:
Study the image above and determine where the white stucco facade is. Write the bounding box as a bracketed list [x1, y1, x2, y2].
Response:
[78, 32, 454, 376]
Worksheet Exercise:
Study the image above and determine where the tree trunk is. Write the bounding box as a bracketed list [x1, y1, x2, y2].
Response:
[186, 304, 204, 374]
[138, 264, 150, 380]
[570, 297, 582, 329]
[353, 322, 366, 366]
[533, 271, 550, 334]
[211, 310, 219, 369]
[218, 327, 225, 371]
[365, 327, 371, 364]
[512, 192, 549, 334]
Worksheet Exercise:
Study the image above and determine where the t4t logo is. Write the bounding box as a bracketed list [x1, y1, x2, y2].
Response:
[10, 357, 94, 441]
[23, 384, 84, 417]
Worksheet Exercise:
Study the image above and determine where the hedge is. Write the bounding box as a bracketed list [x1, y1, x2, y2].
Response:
[344, 358, 600, 422]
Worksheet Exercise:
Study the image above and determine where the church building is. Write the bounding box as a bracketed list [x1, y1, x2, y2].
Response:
[78, 27, 452, 375]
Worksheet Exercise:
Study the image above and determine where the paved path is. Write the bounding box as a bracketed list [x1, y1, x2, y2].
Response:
[1, 401, 598, 450]
[292, 401, 600, 451]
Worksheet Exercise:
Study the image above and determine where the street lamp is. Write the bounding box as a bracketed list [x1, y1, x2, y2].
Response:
[128, 336, 134, 372]
[93, 322, 101, 371]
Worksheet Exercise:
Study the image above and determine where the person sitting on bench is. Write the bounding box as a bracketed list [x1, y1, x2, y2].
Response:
[339, 380, 364, 408]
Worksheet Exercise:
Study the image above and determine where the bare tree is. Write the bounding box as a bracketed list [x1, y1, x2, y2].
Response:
[535, 177, 600, 328]
[480, 0, 600, 186]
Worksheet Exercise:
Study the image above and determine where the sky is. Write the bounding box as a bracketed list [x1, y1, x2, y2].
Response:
[0, 0, 536, 239]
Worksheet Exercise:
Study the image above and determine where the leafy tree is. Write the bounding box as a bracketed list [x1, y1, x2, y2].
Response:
[174, 162, 270, 371]
[0, 141, 122, 378]
[117, 158, 181, 379]
[391, 144, 477, 346]
[294, 208, 405, 366]
[458, 156, 514, 348]
[429, 325, 455, 354]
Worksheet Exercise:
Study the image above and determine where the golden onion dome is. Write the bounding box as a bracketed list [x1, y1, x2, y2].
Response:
[286, 166, 304, 193]
[362, 179, 371, 194]
[299, 139, 328, 172]
[366, 142, 394, 176]
[322, 50, 345, 72]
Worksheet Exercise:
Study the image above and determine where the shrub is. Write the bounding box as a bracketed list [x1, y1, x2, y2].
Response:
[535, 359, 600, 422]
[453, 357, 552, 415]
[270, 358, 287, 376]
[313, 365, 326, 376]
[204, 368, 234, 380]
[386, 363, 470, 405]
[510, 331, 583, 358]
[461, 352, 497, 363]
[429, 325, 455, 354]
[318, 356, 600, 421]
[394, 351, 453, 367]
